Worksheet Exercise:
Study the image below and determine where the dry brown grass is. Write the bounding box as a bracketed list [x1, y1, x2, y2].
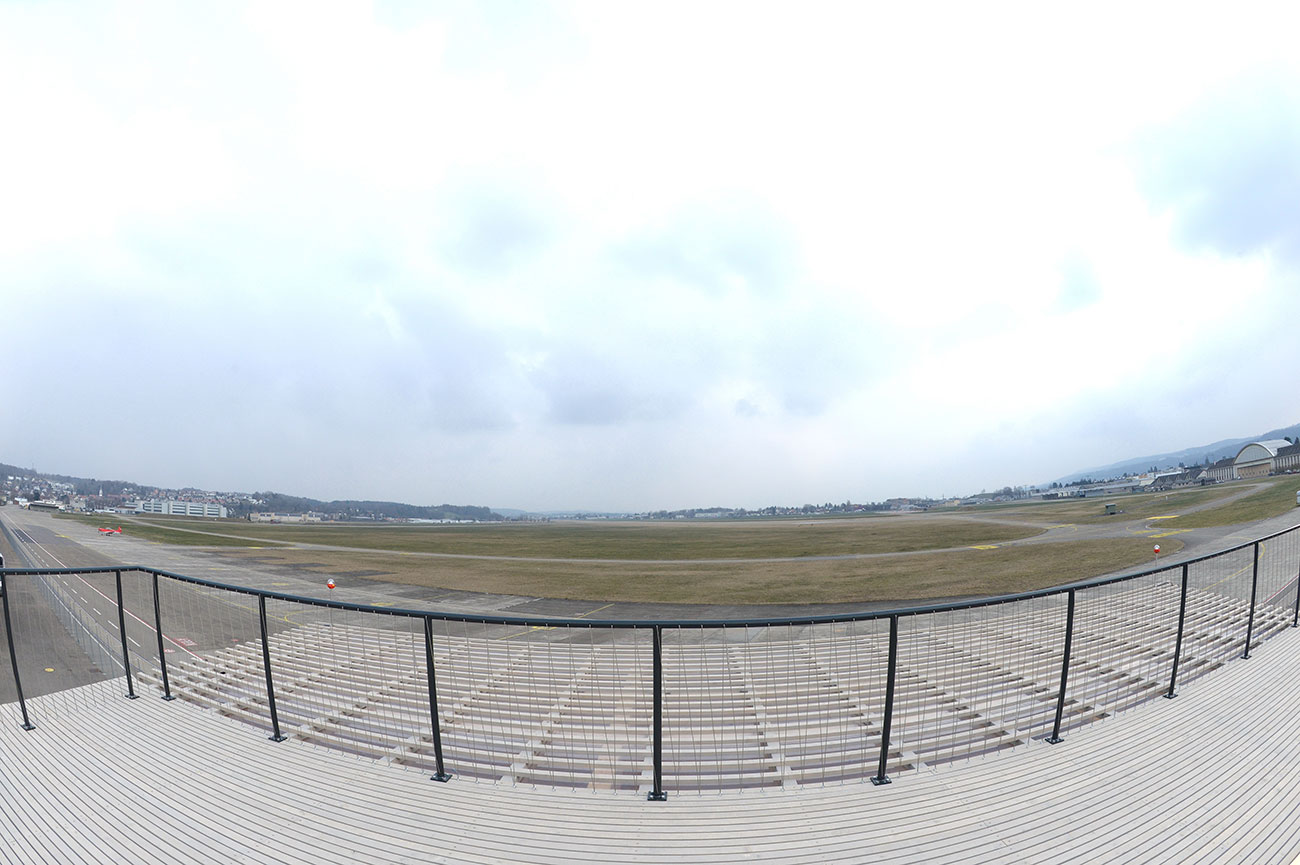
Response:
[135, 515, 1044, 558]
[214, 536, 1184, 605]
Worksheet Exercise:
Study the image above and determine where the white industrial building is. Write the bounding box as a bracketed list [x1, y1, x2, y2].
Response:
[131, 499, 228, 518]
[1195, 440, 1300, 483]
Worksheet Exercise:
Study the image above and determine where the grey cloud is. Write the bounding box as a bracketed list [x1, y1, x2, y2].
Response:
[750, 305, 893, 418]
[438, 183, 554, 274]
[1135, 77, 1300, 262]
[444, 198, 551, 274]
[613, 201, 799, 297]
[531, 348, 692, 426]
[1058, 253, 1100, 311]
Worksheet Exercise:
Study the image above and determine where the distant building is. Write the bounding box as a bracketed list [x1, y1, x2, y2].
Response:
[1275, 442, 1300, 473]
[131, 499, 228, 518]
[250, 512, 322, 523]
[1201, 457, 1237, 483]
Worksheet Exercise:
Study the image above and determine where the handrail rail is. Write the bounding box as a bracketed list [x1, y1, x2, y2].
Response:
[3, 521, 1296, 628]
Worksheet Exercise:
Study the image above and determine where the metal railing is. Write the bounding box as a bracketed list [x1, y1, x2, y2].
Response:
[2, 523, 1299, 799]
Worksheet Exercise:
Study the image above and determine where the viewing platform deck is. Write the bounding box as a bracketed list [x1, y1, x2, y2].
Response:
[5, 622, 1300, 864]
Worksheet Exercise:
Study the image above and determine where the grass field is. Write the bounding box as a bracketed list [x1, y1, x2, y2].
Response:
[1148, 476, 1300, 529]
[47, 474, 1298, 605]
[125, 515, 1045, 558]
[212, 536, 1184, 604]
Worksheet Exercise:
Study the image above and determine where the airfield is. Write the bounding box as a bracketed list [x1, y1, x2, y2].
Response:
[22, 476, 1300, 615]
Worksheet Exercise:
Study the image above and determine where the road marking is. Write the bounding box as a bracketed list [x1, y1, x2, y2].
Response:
[577, 603, 613, 618]
[1150, 530, 1192, 539]
[1150, 515, 1180, 520]
[498, 625, 555, 640]
[1205, 542, 1265, 591]
[370, 601, 396, 607]
[7, 527, 207, 663]
[971, 544, 999, 550]
[44, 667, 54, 672]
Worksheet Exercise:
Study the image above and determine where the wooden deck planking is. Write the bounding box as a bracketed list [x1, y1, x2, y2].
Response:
[5, 616, 1300, 862]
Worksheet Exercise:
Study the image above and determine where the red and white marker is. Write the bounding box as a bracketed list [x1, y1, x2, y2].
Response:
[327, 579, 336, 590]
[1153, 544, 1160, 557]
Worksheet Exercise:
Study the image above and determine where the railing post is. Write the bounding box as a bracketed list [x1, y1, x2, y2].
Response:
[152, 571, 175, 701]
[1047, 589, 1076, 744]
[1166, 563, 1190, 699]
[115, 570, 138, 700]
[1292, 558, 1300, 629]
[648, 625, 667, 801]
[1243, 542, 1260, 659]
[422, 616, 451, 782]
[258, 595, 287, 742]
[1, 562, 36, 731]
[872, 614, 899, 785]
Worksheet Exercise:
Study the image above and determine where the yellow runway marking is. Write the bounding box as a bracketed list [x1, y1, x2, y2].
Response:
[577, 603, 614, 618]
[1150, 530, 1192, 539]
[1150, 515, 1180, 520]
[1204, 542, 1266, 591]
[370, 601, 396, 607]
[971, 544, 999, 550]
[497, 625, 554, 641]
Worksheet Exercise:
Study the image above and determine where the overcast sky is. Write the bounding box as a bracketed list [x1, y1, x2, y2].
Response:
[3, 2, 1299, 512]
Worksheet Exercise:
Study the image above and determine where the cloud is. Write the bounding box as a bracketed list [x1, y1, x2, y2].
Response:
[1134, 73, 1300, 262]
[612, 200, 799, 298]
[1057, 253, 1101, 312]
[5, 3, 1300, 511]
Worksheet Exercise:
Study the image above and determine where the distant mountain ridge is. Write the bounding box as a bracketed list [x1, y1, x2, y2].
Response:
[248, 492, 501, 522]
[1055, 421, 1300, 484]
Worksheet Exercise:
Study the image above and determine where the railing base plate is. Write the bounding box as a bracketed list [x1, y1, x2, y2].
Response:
[269, 734, 288, 743]
[161, 695, 177, 702]
[870, 776, 891, 786]
[647, 791, 667, 801]
[431, 773, 451, 783]
[1045, 736, 1065, 745]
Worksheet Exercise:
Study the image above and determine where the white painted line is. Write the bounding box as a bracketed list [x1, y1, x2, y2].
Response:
[8, 520, 206, 662]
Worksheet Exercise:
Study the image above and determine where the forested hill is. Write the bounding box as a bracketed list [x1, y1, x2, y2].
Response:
[244, 493, 501, 522]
